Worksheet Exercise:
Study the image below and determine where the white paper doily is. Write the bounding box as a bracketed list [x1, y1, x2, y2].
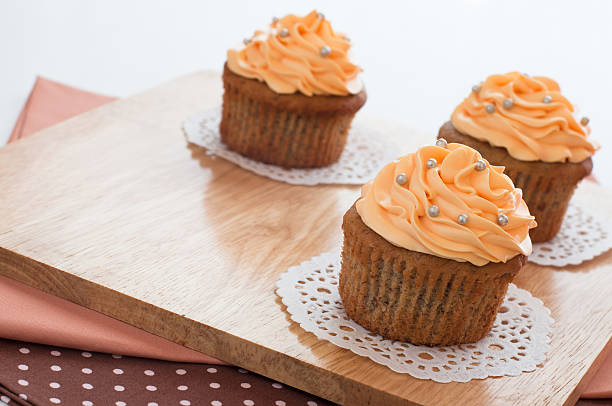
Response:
[183, 107, 398, 185]
[276, 252, 553, 383]
[530, 200, 612, 266]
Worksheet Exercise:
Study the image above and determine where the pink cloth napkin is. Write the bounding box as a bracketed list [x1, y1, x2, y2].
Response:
[0, 274, 222, 364]
[3, 76, 610, 399]
[9, 76, 116, 142]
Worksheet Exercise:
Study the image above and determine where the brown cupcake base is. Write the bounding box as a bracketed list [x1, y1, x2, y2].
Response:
[220, 64, 367, 168]
[340, 204, 525, 346]
[438, 121, 592, 242]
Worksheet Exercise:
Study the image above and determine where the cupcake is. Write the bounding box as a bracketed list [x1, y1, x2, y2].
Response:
[221, 10, 366, 168]
[439, 72, 598, 242]
[340, 143, 536, 346]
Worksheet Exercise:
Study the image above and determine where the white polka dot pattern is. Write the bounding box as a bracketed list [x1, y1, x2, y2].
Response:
[3, 340, 335, 406]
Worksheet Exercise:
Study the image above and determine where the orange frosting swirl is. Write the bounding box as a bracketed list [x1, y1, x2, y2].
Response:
[226, 10, 362, 96]
[451, 72, 599, 163]
[356, 143, 536, 266]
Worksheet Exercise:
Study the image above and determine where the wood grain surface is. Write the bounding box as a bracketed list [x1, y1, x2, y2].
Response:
[0, 71, 610, 406]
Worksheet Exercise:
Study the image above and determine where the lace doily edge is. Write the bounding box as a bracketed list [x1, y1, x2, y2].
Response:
[275, 252, 554, 383]
[528, 245, 612, 267]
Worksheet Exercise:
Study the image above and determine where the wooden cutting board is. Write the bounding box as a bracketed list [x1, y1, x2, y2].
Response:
[0, 71, 610, 406]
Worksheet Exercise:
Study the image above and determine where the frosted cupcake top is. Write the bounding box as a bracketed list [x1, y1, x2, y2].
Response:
[227, 10, 362, 96]
[451, 72, 599, 163]
[356, 143, 536, 266]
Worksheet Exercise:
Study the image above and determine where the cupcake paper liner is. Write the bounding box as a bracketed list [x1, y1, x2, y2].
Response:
[340, 205, 524, 346]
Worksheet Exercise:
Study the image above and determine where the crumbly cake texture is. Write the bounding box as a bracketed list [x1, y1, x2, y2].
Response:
[438, 121, 592, 242]
[220, 64, 367, 168]
[340, 204, 525, 346]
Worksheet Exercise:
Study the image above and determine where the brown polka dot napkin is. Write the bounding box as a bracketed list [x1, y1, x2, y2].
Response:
[1, 384, 32, 406]
[0, 339, 335, 406]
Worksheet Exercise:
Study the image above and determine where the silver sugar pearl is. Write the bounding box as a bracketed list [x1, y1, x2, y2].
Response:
[475, 159, 487, 171]
[428, 205, 440, 218]
[543, 95, 552, 104]
[426, 158, 438, 169]
[581, 117, 590, 126]
[243, 38, 251, 45]
[320, 45, 331, 57]
[395, 173, 408, 185]
[503, 98, 514, 109]
[497, 213, 509, 226]
[344, 35, 351, 42]
[317, 12, 325, 19]
[486, 103, 496, 114]
[472, 84, 482, 93]
[272, 16, 279, 23]
[279, 28, 289, 38]
[457, 213, 469, 225]
[435, 138, 448, 148]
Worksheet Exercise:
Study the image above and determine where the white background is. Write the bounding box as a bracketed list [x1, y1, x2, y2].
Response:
[1, 0, 611, 185]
